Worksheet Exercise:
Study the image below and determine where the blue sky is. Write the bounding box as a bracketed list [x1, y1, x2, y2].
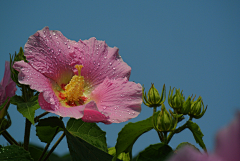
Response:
[0, 0, 239, 157]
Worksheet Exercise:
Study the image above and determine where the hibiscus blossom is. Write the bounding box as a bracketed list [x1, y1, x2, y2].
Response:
[0, 61, 17, 117]
[167, 112, 240, 161]
[13, 27, 142, 124]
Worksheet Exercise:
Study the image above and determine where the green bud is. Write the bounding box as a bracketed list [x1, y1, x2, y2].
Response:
[180, 96, 192, 115]
[168, 87, 184, 111]
[143, 84, 166, 108]
[9, 47, 27, 87]
[188, 96, 207, 119]
[153, 104, 177, 132]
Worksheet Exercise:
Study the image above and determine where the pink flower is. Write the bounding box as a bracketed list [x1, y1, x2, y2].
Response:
[167, 112, 240, 161]
[0, 61, 17, 117]
[13, 27, 142, 124]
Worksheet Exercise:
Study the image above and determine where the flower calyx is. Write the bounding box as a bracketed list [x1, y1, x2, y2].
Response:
[188, 96, 207, 119]
[152, 104, 178, 132]
[143, 84, 166, 108]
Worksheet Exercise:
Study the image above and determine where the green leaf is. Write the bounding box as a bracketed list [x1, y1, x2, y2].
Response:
[136, 143, 173, 161]
[11, 95, 40, 125]
[65, 130, 119, 161]
[0, 112, 11, 134]
[114, 113, 158, 160]
[187, 120, 206, 150]
[108, 147, 130, 161]
[66, 118, 108, 152]
[0, 145, 33, 161]
[36, 117, 65, 143]
[175, 142, 200, 153]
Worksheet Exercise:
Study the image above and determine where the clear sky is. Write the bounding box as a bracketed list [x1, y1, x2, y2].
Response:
[0, 0, 240, 157]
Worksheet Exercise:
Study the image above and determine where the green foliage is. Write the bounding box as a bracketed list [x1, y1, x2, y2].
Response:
[0, 112, 11, 134]
[36, 117, 64, 143]
[10, 95, 40, 125]
[28, 144, 71, 161]
[187, 120, 206, 150]
[0, 145, 33, 161]
[108, 147, 130, 161]
[136, 143, 173, 161]
[66, 118, 108, 152]
[113, 113, 157, 161]
[65, 130, 117, 161]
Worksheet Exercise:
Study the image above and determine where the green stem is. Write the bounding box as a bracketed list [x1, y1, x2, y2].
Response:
[43, 132, 66, 161]
[23, 119, 31, 151]
[167, 120, 189, 144]
[2, 130, 19, 146]
[34, 112, 50, 123]
[22, 85, 34, 151]
[153, 107, 157, 114]
[163, 132, 168, 144]
[38, 117, 63, 161]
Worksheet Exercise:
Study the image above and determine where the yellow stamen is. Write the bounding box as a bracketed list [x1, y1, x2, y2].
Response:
[65, 65, 84, 102]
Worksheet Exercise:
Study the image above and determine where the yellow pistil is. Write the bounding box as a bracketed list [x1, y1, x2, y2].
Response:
[65, 65, 84, 102]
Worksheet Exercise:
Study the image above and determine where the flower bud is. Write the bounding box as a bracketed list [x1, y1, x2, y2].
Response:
[188, 96, 207, 119]
[10, 47, 27, 87]
[143, 84, 166, 108]
[153, 104, 177, 132]
[168, 87, 184, 111]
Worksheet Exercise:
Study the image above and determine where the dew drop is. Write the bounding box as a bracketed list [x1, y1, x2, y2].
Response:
[109, 62, 112, 66]
[93, 61, 96, 65]
[64, 42, 67, 45]
[53, 32, 56, 36]
[103, 106, 106, 109]
[68, 45, 70, 49]
[113, 67, 116, 70]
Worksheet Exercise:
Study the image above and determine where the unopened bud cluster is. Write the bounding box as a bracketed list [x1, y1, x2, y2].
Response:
[168, 87, 207, 119]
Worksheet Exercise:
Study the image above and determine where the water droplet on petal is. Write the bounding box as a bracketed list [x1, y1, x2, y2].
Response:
[103, 106, 106, 109]
[109, 62, 112, 66]
[53, 32, 56, 36]
[68, 45, 70, 49]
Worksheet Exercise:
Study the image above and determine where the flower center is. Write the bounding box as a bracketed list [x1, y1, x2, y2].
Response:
[65, 65, 84, 102]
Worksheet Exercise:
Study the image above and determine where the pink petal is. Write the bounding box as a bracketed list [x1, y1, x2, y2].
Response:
[24, 26, 74, 84]
[81, 101, 109, 123]
[167, 146, 215, 161]
[69, 37, 131, 88]
[13, 61, 57, 108]
[214, 112, 240, 161]
[90, 77, 142, 124]
[38, 93, 85, 119]
[0, 61, 17, 105]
